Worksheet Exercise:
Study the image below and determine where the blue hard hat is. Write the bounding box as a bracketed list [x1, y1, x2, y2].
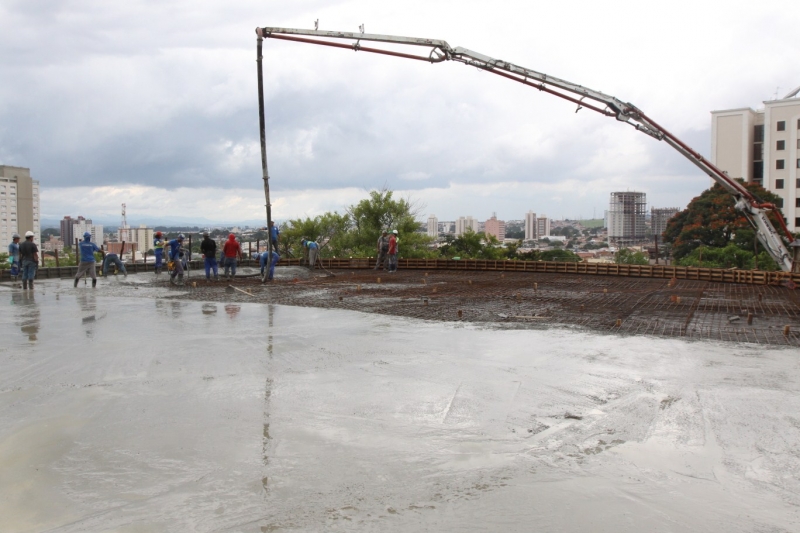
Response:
[83, 232, 91, 238]
[178, 234, 185, 240]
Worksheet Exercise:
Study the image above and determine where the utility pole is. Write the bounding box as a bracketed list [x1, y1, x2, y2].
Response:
[256, 29, 272, 233]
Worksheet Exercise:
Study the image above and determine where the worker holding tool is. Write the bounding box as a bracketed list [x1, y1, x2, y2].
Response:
[222, 233, 243, 280]
[153, 231, 165, 274]
[301, 238, 318, 270]
[73, 232, 101, 288]
[374, 230, 389, 270]
[101, 252, 127, 277]
[166, 234, 187, 285]
[256, 250, 280, 281]
[200, 232, 219, 281]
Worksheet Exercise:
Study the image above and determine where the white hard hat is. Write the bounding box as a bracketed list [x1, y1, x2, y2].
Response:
[12, 233, 20, 239]
[25, 231, 34, 238]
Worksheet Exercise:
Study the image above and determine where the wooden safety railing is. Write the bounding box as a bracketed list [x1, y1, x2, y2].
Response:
[1, 258, 797, 286]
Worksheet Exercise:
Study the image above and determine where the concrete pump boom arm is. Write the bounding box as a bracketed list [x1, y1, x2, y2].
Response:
[256, 26, 798, 272]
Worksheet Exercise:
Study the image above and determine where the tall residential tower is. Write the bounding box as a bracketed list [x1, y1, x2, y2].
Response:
[0, 165, 40, 245]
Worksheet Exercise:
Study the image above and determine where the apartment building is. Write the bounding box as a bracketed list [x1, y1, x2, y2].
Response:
[455, 216, 478, 236]
[427, 215, 438, 238]
[0, 165, 40, 245]
[711, 90, 800, 229]
[484, 214, 506, 241]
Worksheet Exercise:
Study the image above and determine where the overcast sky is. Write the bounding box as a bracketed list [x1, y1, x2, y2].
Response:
[1, 0, 798, 226]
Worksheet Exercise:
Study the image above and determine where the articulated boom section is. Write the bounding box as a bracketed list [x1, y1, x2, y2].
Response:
[256, 26, 799, 272]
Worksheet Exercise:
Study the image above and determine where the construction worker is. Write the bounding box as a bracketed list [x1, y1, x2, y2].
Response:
[19, 231, 39, 290]
[74, 232, 100, 288]
[374, 230, 389, 270]
[387, 230, 398, 273]
[222, 233, 242, 280]
[101, 252, 127, 277]
[301, 238, 319, 270]
[269, 221, 280, 254]
[153, 231, 165, 274]
[166, 234, 186, 285]
[258, 250, 280, 281]
[200, 232, 219, 281]
[7, 233, 20, 283]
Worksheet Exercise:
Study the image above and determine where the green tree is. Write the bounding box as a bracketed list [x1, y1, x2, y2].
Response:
[615, 248, 649, 265]
[663, 182, 785, 260]
[676, 244, 779, 270]
[438, 230, 504, 259]
[282, 212, 351, 258]
[346, 188, 433, 258]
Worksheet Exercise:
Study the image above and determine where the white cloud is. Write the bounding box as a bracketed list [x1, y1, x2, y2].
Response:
[5, 0, 800, 224]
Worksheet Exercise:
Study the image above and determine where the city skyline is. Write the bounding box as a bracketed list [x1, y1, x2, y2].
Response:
[2, 1, 797, 225]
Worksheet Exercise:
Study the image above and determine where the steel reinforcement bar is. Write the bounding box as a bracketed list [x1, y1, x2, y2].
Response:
[1, 258, 797, 286]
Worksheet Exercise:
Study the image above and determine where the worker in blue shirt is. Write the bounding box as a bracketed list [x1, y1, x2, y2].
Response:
[73, 232, 101, 288]
[301, 239, 318, 270]
[166, 234, 186, 285]
[266, 221, 280, 254]
[153, 231, 165, 274]
[102, 253, 127, 277]
[256, 251, 280, 281]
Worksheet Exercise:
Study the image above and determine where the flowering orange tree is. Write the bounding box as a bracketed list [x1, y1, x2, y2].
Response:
[663, 181, 785, 260]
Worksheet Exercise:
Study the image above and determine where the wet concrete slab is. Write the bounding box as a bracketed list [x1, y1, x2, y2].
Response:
[2, 279, 800, 532]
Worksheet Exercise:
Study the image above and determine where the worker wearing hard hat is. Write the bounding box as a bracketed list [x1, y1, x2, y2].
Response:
[200, 232, 219, 281]
[256, 250, 280, 282]
[167, 234, 187, 285]
[7, 233, 20, 282]
[74, 231, 100, 288]
[387, 230, 398, 273]
[301, 238, 319, 270]
[19, 231, 39, 290]
[153, 231, 165, 274]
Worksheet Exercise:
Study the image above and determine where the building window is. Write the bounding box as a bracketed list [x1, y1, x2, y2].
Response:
[776, 198, 784, 208]
[776, 178, 785, 189]
[753, 161, 764, 180]
[777, 121, 786, 131]
[795, 198, 800, 208]
[754, 143, 763, 160]
[777, 140, 786, 150]
[754, 124, 764, 142]
[796, 178, 800, 188]
[777, 160, 785, 170]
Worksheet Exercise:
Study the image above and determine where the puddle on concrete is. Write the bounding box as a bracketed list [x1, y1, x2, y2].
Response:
[1, 281, 799, 532]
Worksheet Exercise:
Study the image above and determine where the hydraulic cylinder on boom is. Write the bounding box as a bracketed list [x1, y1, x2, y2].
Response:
[255, 26, 800, 272]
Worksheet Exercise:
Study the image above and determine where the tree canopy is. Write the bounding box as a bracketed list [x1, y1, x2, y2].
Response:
[663, 182, 785, 265]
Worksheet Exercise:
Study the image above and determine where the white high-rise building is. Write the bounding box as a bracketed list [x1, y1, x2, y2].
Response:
[524, 211, 537, 240]
[427, 214, 438, 238]
[0, 165, 40, 246]
[73, 220, 104, 244]
[711, 89, 800, 229]
[119, 224, 154, 255]
[455, 216, 478, 236]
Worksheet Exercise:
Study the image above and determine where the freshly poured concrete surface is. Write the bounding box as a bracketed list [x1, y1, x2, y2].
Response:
[2, 280, 800, 532]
